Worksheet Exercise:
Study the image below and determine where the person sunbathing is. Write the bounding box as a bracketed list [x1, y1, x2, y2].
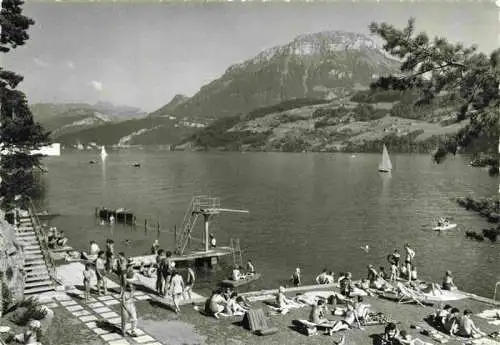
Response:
[276, 286, 302, 314]
[455, 310, 486, 338]
[353, 296, 371, 321]
[442, 271, 457, 291]
[224, 292, 249, 316]
[328, 303, 359, 334]
[309, 299, 333, 325]
[379, 322, 399, 345]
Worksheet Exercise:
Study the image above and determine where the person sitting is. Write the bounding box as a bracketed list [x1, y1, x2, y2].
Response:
[316, 268, 332, 285]
[150, 239, 160, 255]
[378, 322, 399, 345]
[430, 304, 452, 328]
[309, 299, 333, 325]
[231, 266, 241, 281]
[12, 319, 42, 344]
[353, 296, 371, 322]
[275, 286, 302, 314]
[442, 271, 457, 291]
[205, 289, 226, 319]
[378, 267, 389, 280]
[224, 292, 249, 316]
[339, 272, 353, 297]
[139, 262, 155, 277]
[443, 307, 460, 335]
[246, 260, 255, 275]
[55, 230, 68, 247]
[47, 229, 57, 249]
[456, 310, 486, 338]
[328, 303, 359, 334]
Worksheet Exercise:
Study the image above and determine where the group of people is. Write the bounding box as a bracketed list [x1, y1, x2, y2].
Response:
[152, 248, 196, 313]
[231, 260, 255, 281]
[430, 304, 486, 338]
[46, 227, 68, 249]
[203, 287, 252, 319]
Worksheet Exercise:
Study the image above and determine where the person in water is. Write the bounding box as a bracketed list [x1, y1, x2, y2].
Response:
[315, 268, 334, 285]
[209, 234, 216, 248]
[442, 271, 457, 291]
[291, 267, 301, 287]
[151, 239, 160, 255]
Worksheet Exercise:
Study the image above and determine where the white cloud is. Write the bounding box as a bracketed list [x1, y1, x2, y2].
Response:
[33, 57, 49, 67]
[67, 61, 75, 69]
[91, 80, 103, 91]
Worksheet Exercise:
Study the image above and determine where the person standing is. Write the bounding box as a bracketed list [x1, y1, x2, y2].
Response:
[116, 252, 128, 287]
[83, 263, 94, 303]
[184, 265, 196, 300]
[95, 251, 107, 295]
[404, 244, 415, 282]
[105, 239, 115, 273]
[120, 263, 139, 337]
[170, 271, 184, 313]
[292, 267, 301, 287]
[155, 249, 165, 295]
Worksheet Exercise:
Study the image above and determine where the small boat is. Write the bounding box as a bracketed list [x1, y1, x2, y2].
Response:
[433, 223, 458, 231]
[101, 145, 108, 159]
[378, 144, 392, 173]
[221, 273, 261, 287]
[132, 163, 140, 167]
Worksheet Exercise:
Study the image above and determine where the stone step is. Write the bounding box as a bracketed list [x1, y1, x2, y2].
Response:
[25, 272, 50, 283]
[24, 265, 49, 273]
[24, 284, 55, 295]
[24, 259, 45, 266]
[24, 248, 42, 254]
[25, 280, 53, 288]
[25, 254, 44, 260]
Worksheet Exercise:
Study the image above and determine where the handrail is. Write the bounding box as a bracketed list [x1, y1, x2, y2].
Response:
[493, 281, 500, 301]
[25, 199, 57, 282]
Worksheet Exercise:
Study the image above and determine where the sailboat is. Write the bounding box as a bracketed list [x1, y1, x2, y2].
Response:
[100, 146, 108, 159]
[378, 144, 392, 173]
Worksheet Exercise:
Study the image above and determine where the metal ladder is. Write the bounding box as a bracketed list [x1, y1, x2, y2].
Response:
[230, 238, 242, 268]
[493, 281, 500, 302]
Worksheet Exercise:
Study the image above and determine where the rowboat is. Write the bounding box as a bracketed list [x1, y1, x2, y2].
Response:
[221, 273, 261, 287]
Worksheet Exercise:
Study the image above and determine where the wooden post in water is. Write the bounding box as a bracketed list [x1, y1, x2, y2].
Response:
[144, 219, 147, 232]
[157, 222, 160, 236]
[174, 225, 177, 249]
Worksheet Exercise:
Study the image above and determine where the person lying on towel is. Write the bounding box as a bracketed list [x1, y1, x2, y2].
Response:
[275, 286, 303, 314]
[309, 299, 334, 326]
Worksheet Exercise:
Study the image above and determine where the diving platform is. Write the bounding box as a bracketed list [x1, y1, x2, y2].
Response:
[129, 246, 234, 268]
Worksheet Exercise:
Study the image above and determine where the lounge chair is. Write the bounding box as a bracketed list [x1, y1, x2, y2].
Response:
[396, 282, 428, 307]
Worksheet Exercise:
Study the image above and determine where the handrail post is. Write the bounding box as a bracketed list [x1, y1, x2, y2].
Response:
[494, 282, 500, 301]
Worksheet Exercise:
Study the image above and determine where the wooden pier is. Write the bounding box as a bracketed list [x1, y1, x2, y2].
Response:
[129, 246, 234, 268]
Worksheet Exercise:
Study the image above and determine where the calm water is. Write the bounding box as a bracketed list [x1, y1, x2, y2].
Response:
[39, 150, 498, 297]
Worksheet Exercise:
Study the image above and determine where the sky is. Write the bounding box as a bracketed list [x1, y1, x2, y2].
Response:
[3, 1, 498, 112]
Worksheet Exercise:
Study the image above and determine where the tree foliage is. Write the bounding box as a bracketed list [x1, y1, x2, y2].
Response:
[0, 0, 50, 210]
[369, 18, 499, 175]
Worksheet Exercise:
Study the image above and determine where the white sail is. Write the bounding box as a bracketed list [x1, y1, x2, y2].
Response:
[378, 144, 392, 172]
[101, 145, 108, 159]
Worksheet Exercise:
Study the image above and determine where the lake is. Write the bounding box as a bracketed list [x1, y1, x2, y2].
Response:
[39, 149, 498, 298]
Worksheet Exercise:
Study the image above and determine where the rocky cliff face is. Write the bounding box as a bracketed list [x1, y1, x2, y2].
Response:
[151, 31, 400, 121]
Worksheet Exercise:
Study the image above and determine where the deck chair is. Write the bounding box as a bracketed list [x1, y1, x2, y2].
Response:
[396, 282, 427, 307]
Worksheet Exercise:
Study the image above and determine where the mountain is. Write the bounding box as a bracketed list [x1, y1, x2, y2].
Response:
[150, 31, 400, 122]
[30, 102, 148, 141]
[50, 31, 405, 146]
[149, 94, 189, 118]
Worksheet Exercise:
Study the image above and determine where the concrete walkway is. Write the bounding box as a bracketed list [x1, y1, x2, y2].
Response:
[44, 290, 161, 345]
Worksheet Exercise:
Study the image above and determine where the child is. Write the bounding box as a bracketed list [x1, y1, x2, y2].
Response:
[390, 262, 399, 282]
[83, 263, 94, 303]
[170, 271, 184, 313]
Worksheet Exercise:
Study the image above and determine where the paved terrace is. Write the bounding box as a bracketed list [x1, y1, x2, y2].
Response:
[29, 262, 500, 345]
